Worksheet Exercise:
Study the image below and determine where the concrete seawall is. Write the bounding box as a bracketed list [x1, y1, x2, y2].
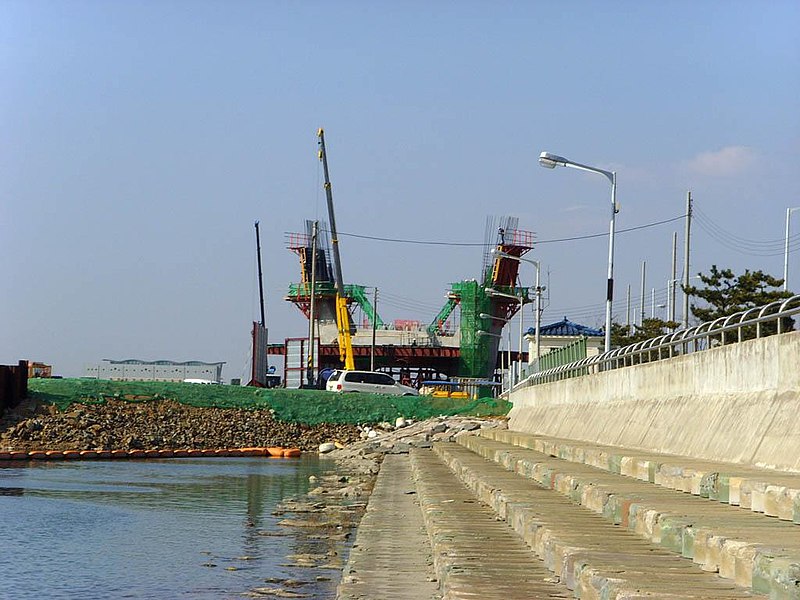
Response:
[508, 330, 800, 473]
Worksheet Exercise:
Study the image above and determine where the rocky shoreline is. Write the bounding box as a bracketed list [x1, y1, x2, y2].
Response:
[1, 397, 507, 598]
[0, 397, 362, 452]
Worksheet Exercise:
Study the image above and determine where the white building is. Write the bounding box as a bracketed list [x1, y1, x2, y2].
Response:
[525, 317, 604, 364]
[84, 359, 225, 383]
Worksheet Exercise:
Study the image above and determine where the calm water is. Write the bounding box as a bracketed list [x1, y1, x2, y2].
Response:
[0, 457, 343, 600]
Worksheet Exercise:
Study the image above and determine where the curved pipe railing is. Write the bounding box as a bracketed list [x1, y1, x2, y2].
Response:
[518, 294, 800, 388]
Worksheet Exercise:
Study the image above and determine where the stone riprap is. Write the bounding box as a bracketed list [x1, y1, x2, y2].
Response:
[0, 398, 361, 452]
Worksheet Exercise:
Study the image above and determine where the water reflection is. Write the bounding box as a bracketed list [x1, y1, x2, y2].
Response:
[0, 457, 346, 599]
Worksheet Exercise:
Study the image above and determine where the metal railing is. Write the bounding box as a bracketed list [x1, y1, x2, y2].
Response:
[517, 294, 800, 388]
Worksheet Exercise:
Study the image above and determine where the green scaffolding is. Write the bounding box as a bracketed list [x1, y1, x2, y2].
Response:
[427, 297, 458, 335]
[286, 282, 383, 328]
[453, 280, 495, 379]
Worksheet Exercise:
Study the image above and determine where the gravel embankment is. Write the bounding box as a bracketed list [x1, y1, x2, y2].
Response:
[0, 398, 361, 452]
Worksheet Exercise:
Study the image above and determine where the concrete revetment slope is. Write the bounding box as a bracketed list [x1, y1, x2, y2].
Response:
[509, 331, 800, 473]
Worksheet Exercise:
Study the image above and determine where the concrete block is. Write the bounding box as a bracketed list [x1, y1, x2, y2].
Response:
[681, 525, 696, 559]
[647, 460, 658, 483]
[699, 471, 719, 499]
[639, 507, 661, 542]
[739, 479, 754, 509]
[764, 485, 786, 518]
[753, 550, 800, 598]
[750, 481, 768, 514]
[794, 492, 800, 524]
[729, 476, 743, 505]
[563, 551, 592, 591]
[711, 473, 730, 503]
[703, 534, 726, 573]
[629, 503, 654, 538]
[552, 541, 581, 587]
[692, 527, 713, 568]
[602, 495, 628, 525]
[690, 471, 704, 496]
[620, 455, 636, 477]
[719, 539, 751, 581]
[581, 484, 610, 514]
[608, 453, 623, 474]
[777, 488, 799, 521]
[635, 459, 652, 482]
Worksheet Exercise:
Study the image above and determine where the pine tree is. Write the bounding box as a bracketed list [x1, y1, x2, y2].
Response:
[684, 265, 792, 335]
[610, 318, 680, 349]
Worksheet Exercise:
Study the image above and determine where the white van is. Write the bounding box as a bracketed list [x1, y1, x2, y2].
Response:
[326, 370, 419, 396]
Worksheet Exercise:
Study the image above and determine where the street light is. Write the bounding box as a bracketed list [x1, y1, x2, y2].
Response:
[785, 207, 800, 292]
[491, 249, 543, 365]
[539, 151, 617, 353]
[485, 287, 526, 387]
[477, 329, 507, 396]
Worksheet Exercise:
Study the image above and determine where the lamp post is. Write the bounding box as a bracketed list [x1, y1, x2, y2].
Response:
[476, 329, 505, 394]
[485, 287, 526, 387]
[784, 207, 800, 292]
[490, 249, 543, 367]
[539, 151, 617, 353]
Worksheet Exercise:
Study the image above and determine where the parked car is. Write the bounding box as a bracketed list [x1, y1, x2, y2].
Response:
[326, 370, 419, 396]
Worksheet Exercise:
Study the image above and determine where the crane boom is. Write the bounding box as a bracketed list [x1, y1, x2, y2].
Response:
[317, 128, 355, 370]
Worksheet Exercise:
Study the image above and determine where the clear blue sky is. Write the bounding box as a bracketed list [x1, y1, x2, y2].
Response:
[3, 1, 799, 378]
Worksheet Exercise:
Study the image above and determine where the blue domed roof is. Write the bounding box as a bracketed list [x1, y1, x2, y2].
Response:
[526, 316, 603, 337]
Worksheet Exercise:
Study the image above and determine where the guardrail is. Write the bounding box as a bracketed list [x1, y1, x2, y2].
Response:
[518, 294, 800, 388]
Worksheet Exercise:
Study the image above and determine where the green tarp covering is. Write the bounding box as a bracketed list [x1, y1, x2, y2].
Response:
[28, 378, 510, 425]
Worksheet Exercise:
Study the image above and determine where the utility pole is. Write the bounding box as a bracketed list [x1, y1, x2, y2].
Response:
[682, 191, 693, 329]
[307, 220, 318, 388]
[640, 261, 647, 326]
[534, 264, 542, 365]
[784, 207, 800, 292]
[651, 287, 656, 319]
[670, 231, 677, 324]
[626, 284, 632, 334]
[370, 287, 378, 371]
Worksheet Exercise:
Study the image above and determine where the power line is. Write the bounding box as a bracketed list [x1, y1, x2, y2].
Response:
[694, 207, 800, 248]
[694, 211, 800, 257]
[326, 214, 686, 247]
[537, 215, 686, 244]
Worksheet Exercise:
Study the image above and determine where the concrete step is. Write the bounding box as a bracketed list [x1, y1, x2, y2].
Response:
[458, 434, 800, 599]
[482, 429, 800, 524]
[434, 441, 768, 599]
[336, 454, 441, 600]
[409, 448, 572, 599]
[434, 441, 766, 599]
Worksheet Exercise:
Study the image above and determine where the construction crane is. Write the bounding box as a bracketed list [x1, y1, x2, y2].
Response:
[317, 128, 355, 370]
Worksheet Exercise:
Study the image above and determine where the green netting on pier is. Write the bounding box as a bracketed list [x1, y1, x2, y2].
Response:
[454, 280, 494, 379]
[27, 378, 510, 425]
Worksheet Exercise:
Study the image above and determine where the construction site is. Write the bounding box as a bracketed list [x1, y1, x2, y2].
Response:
[252, 130, 536, 394]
